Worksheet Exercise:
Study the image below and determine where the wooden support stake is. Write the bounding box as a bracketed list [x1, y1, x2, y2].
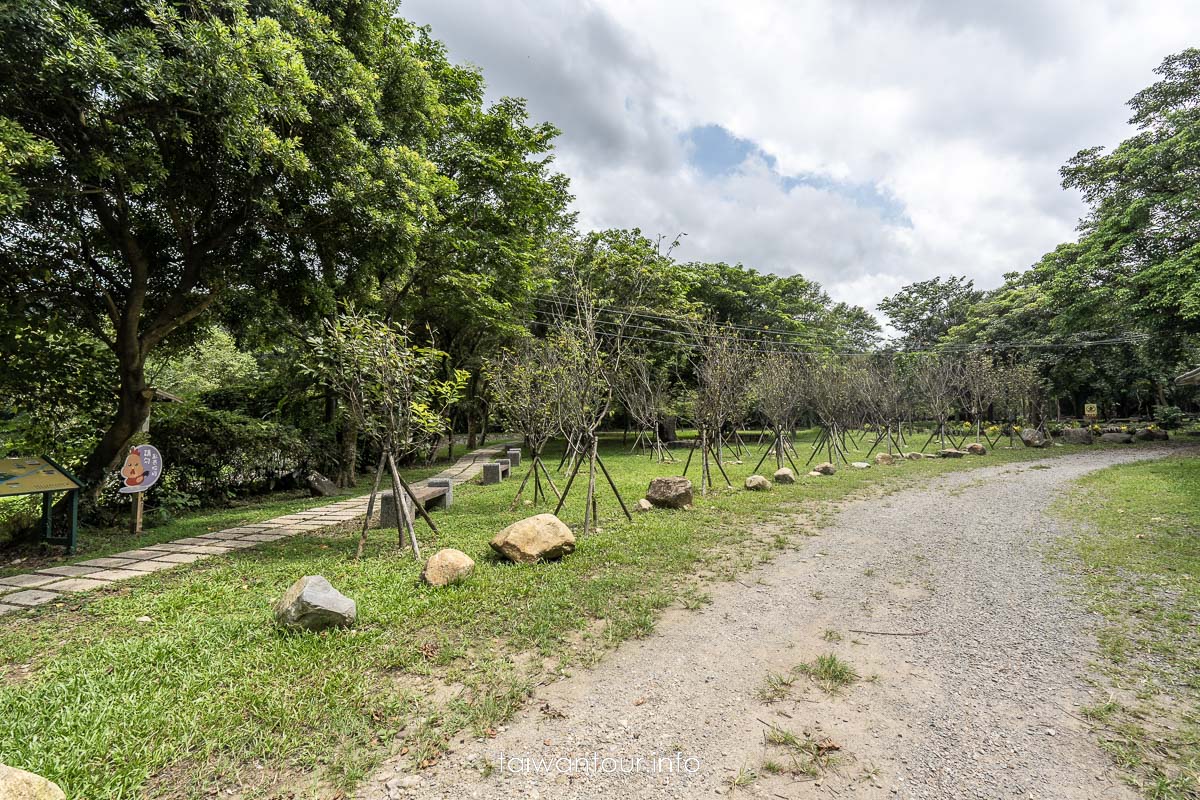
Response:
[387, 452, 421, 559]
[596, 454, 632, 521]
[553, 450, 585, 516]
[536, 456, 562, 499]
[356, 452, 388, 560]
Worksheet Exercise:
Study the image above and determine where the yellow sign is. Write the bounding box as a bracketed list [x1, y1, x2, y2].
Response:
[1084, 404, 1098, 419]
[0, 457, 81, 497]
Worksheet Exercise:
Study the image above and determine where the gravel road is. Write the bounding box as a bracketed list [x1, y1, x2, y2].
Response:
[359, 447, 1181, 800]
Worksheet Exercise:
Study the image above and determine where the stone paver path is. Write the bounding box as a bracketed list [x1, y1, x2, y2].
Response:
[0, 442, 513, 615]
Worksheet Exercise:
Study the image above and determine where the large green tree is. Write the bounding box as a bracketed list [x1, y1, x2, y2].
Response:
[0, 0, 444, 492]
[1047, 48, 1200, 344]
[878, 275, 983, 349]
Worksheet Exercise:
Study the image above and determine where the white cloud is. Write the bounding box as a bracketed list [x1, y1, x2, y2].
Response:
[400, 0, 1200, 320]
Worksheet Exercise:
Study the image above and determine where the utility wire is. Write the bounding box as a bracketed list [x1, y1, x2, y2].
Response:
[526, 301, 1151, 356]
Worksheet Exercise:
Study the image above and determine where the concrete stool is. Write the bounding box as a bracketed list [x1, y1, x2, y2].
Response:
[481, 462, 503, 485]
[506, 448, 522, 467]
[378, 490, 415, 529]
[496, 458, 511, 479]
[427, 478, 453, 508]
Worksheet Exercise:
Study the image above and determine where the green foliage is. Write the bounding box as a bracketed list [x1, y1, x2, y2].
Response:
[150, 402, 311, 504]
[1153, 405, 1185, 429]
[1053, 49, 1200, 342]
[303, 307, 457, 454]
[0, 0, 448, 487]
[147, 327, 259, 399]
[0, 322, 115, 469]
[879, 275, 983, 349]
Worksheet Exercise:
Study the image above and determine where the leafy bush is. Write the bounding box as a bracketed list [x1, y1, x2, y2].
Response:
[1153, 405, 1185, 430]
[149, 403, 313, 505]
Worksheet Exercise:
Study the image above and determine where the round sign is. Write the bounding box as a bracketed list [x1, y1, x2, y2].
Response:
[118, 445, 163, 494]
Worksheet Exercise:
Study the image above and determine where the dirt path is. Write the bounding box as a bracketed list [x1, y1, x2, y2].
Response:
[361, 447, 1179, 800]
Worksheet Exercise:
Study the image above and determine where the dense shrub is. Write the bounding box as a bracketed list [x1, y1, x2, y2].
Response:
[1153, 405, 1185, 430]
[150, 403, 314, 503]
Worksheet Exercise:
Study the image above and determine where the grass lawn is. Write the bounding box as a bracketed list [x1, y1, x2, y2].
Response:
[0, 430, 1161, 799]
[1054, 454, 1200, 800]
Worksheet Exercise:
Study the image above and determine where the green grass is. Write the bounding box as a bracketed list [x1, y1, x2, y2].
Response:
[795, 653, 860, 693]
[1053, 454, 1200, 799]
[762, 724, 842, 777]
[0, 430, 1166, 799]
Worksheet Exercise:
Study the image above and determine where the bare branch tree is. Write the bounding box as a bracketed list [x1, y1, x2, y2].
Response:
[685, 324, 755, 494]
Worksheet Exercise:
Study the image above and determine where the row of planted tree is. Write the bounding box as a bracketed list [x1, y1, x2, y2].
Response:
[310, 280, 1052, 545]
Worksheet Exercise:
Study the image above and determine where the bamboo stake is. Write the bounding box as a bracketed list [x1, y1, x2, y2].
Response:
[596, 454, 632, 521]
[355, 451, 388, 560]
[386, 452, 420, 559]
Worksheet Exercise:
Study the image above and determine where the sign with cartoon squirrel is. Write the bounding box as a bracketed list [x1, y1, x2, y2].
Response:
[118, 445, 163, 494]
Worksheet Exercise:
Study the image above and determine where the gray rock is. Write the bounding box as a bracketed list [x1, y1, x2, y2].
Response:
[646, 476, 694, 509]
[965, 443, 987, 455]
[1099, 432, 1134, 444]
[1058, 428, 1094, 445]
[1134, 427, 1168, 441]
[274, 575, 356, 631]
[875, 452, 896, 465]
[744, 475, 772, 491]
[813, 462, 837, 475]
[635, 498, 653, 513]
[938, 449, 967, 458]
[1019, 429, 1047, 448]
[773, 467, 796, 484]
[306, 471, 338, 497]
[851, 461, 872, 469]
[904, 452, 925, 460]
[0, 765, 65, 800]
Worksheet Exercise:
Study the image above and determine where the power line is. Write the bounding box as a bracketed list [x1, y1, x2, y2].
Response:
[527, 298, 1152, 356]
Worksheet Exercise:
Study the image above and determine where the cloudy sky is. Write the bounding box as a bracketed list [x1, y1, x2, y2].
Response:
[400, 0, 1200, 317]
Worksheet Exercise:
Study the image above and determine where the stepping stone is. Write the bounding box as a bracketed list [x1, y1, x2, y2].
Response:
[144, 544, 198, 553]
[241, 533, 285, 542]
[111, 549, 165, 560]
[4, 589, 60, 607]
[0, 604, 21, 615]
[77, 557, 138, 568]
[170, 537, 216, 546]
[122, 560, 178, 573]
[41, 577, 112, 593]
[86, 569, 148, 582]
[198, 531, 248, 540]
[37, 565, 102, 578]
[0, 573, 60, 588]
[220, 540, 258, 549]
[153, 544, 230, 555]
[152, 553, 205, 564]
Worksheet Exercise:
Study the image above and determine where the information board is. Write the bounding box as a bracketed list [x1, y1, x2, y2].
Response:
[0, 457, 82, 497]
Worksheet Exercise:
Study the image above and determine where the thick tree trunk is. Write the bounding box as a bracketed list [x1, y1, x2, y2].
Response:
[657, 416, 678, 443]
[79, 354, 153, 501]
